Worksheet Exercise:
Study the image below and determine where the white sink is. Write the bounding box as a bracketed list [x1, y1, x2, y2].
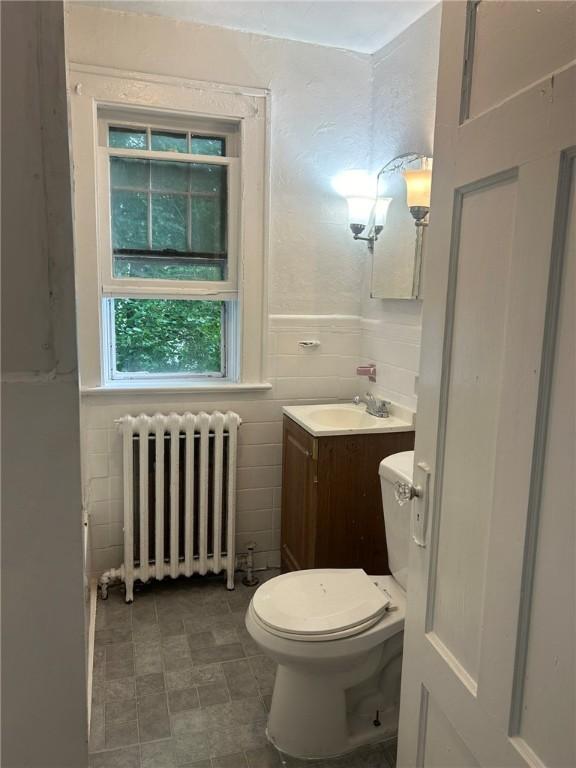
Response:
[283, 403, 414, 437]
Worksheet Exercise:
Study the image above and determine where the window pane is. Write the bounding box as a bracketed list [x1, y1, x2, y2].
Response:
[109, 126, 147, 149]
[111, 191, 148, 250]
[189, 163, 225, 194]
[150, 160, 188, 192]
[112, 298, 224, 375]
[114, 258, 223, 281]
[191, 197, 225, 254]
[151, 193, 187, 251]
[110, 157, 227, 281]
[191, 136, 225, 156]
[151, 130, 187, 153]
[110, 157, 149, 189]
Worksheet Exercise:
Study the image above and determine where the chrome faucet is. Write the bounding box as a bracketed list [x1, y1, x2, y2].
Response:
[352, 392, 391, 418]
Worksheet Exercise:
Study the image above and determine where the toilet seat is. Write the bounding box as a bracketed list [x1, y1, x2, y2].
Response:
[251, 569, 392, 642]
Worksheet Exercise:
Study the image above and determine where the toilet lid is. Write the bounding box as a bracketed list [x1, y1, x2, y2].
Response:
[252, 569, 390, 637]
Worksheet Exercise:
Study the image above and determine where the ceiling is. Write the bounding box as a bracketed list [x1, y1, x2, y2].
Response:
[83, 0, 437, 54]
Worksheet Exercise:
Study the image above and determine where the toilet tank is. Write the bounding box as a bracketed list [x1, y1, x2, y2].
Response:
[379, 451, 414, 591]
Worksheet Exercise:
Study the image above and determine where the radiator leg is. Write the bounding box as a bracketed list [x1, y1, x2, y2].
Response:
[227, 567, 235, 591]
[125, 579, 134, 604]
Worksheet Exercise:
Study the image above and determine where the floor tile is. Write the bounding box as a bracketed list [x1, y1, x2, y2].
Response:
[133, 623, 161, 644]
[162, 635, 190, 654]
[245, 745, 283, 768]
[171, 697, 266, 738]
[141, 738, 178, 768]
[96, 627, 133, 646]
[159, 617, 185, 637]
[197, 681, 230, 707]
[222, 659, 259, 700]
[105, 699, 138, 725]
[165, 664, 224, 690]
[136, 672, 165, 697]
[105, 719, 139, 749]
[248, 656, 277, 695]
[208, 721, 268, 758]
[237, 627, 262, 657]
[89, 704, 105, 753]
[211, 626, 239, 645]
[106, 657, 136, 680]
[212, 752, 248, 768]
[103, 678, 136, 702]
[173, 730, 212, 763]
[186, 631, 217, 651]
[190, 642, 245, 666]
[135, 643, 163, 675]
[106, 642, 135, 663]
[89, 745, 140, 768]
[138, 692, 171, 742]
[168, 686, 200, 714]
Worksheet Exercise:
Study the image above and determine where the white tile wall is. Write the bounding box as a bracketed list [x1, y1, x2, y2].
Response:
[361, 314, 422, 411]
[82, 314, 365, 577]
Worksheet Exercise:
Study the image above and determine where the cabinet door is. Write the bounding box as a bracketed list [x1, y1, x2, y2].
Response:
[315, 431, 415, 573]
[280, 417, 317, 571]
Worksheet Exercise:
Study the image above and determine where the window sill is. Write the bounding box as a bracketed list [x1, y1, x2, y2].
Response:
[81, 382, 273, 396]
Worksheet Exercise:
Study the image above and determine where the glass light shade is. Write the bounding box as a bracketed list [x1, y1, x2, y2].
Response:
[347, 196, 374, 227]
[374, 197, 392, 227]
[403, 169, 432, 208]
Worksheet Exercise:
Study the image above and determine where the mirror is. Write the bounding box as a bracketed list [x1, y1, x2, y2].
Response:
[370, 158, 429, 300]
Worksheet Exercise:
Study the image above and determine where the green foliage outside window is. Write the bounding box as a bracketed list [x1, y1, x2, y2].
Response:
[113, 299, 223, 375]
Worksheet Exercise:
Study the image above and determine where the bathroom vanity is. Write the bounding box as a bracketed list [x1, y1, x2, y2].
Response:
[281, 404, 415, 574]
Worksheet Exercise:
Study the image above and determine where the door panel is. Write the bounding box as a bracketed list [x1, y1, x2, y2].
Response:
[423, 691, 480, 768]
[398, 3, 576, 766]
[468, 1, 576, 119]
[516, 158, 575, 768]
[431, 175, 517, 685]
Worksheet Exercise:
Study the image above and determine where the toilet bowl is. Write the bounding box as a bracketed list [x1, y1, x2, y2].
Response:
[245, 450, 415, 759]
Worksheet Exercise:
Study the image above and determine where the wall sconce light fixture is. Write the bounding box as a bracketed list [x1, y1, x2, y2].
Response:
[333, 155, 432, 254]
[332, 170, 392, 251]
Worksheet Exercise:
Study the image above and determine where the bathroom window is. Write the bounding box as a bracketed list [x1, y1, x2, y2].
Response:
[69, 69, 269, 390]
[98, 114, 239, 381]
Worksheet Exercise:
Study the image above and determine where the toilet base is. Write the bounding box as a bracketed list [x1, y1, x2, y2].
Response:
[265, 634, 403, 759]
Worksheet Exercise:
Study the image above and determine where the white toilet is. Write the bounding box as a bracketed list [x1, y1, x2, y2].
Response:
[245, 450, 415, 759]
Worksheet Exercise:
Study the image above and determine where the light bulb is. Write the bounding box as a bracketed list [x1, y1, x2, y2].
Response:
[332, 170, 376, 200]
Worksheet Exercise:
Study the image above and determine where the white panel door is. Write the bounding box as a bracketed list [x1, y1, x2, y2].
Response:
[398, 2, 576, 767]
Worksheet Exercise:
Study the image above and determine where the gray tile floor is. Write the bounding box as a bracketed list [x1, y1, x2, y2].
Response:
[90, 570, 397, 768]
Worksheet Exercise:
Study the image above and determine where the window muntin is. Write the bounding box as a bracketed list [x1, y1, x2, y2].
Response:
[110, 157, 227, 282]
[107, 298, 226, 380]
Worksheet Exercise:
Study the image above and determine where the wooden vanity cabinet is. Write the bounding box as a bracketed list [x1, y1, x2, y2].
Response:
[280, 415, 415, 574]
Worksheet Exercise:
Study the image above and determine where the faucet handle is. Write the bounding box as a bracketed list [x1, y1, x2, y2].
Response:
[356, 364, 377, 382]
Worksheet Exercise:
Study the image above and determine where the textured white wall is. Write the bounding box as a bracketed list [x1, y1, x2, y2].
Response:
[1, 2, 88, 765]
[363, 6, 442, 410]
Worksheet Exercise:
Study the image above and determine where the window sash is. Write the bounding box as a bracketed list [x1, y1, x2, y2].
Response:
[102, 297, 236, 383]
[97, 147, 240, 299]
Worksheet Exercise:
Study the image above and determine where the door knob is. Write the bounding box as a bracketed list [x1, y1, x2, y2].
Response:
[394, 481, 422, 506]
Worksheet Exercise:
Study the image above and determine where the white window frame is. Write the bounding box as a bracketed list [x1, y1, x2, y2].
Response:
[69, 64, 270, 392]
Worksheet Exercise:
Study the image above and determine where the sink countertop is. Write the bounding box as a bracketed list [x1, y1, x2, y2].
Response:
[282, 402, 415, 437]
